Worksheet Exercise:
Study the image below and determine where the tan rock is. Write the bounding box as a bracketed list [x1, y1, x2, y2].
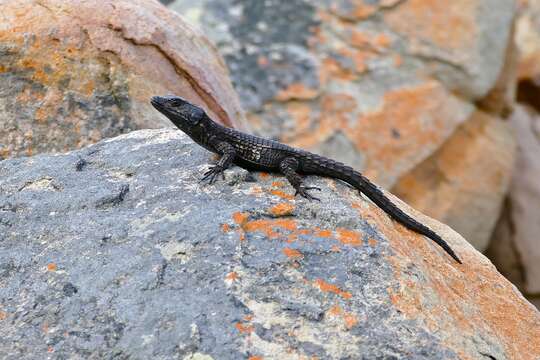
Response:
[494, 106, 540, 294]
[392, 111, 516, 251]
[0, 0, 246, 159]
[167, 0, 515, 189]
[516, 0, 540, 80]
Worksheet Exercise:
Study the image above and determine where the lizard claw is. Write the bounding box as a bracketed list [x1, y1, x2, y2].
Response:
[295, 185, 321, 202]
[200, 165, 225, 185]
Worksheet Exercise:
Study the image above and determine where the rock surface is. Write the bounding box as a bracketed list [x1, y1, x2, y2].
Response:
[0, 0, 245, 160]
[166, 0, 514, 186]
[393, 111, 516, 251]
[1, 128, 539, 359]
[488, 106, 540, 295]
[516, 0, 540, 80]
[163, 0, 517, 250]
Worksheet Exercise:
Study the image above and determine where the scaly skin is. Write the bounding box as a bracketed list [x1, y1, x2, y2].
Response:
[150, 95, 462, 264]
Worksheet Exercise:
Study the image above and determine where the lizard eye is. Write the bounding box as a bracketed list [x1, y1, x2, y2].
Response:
[188, 107, 205, 124]
[169, 98, 184, 107]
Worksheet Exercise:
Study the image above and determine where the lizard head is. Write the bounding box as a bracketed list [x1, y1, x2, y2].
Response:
[150, 95, 206, 129]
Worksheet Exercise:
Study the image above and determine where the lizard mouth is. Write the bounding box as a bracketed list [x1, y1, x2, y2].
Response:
[150, 96, 163, 109]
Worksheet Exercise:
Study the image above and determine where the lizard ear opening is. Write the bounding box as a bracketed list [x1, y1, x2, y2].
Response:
[187, 107, 205, 125]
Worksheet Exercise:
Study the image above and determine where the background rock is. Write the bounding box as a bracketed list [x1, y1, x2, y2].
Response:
[487, 106, 540, 299]
[0, 0, 246, 160]
[394, 111, 516, 251]
[0, 128, 539, 359]
[485, 0, 540, 308]
[162, 0, 517, 251]
[515, 0, 540, 81]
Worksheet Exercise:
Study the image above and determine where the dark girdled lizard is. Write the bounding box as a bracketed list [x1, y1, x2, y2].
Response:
[150, 95, 462, 263]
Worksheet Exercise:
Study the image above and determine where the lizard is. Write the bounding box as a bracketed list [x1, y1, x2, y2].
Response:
[150, 95, 462, 264]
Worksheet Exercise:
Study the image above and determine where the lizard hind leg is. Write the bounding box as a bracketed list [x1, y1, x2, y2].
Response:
[279, 157, 321, 201]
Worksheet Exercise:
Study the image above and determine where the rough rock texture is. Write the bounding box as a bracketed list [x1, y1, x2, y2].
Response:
[163, 0, 517, 250]
[1, 128, 539, 359]
[484, 0, 540, 307]
[515, 0, 540, 80]
[393, 111, 516, 251]
[488, 106, 540, 296]
[0, 0, 246, 160]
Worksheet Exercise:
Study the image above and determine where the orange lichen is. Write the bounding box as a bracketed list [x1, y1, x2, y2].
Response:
[276, 83, 319, 101]
[271, 181, 286, 188]
[337, 47, 369, 74]
[328, 305, 343, 316]
[368, 238, 378, 247]
[233, 212, 249, 226]
[283, 247, 303, 259]
[259, 172, 270, 179]
[287, 233, 298, 243]
[315, 229, 333, 238]
[221, 223, 231, 233]
[348, 81, 457, 180]
[352, 3, 377, 19]
[250, 185, 264, 195]
[225, 272, 239, 282]
[319, 57, 356, 84]
[47, 263, 57, 272]
[384, 0, 476, 50]
[350, 30, 372, 48]
[235, 322, 254, 334]
[314, 279, 352, 300]
[284, 102, 313, 141]
[0, 148, 9, 159]
[248, 356, 263, 360]
[0, 311, 7, 320]
[344, 313, 359, 329]
[374, 33, 392, 48]
[336, 229, 363, 246]
[393, 54, 403, 67]
[270, 189, 295, 200]
[269, 203, 295, 217]
[244, 219, 298, 239]
[257, 55, 269, 67]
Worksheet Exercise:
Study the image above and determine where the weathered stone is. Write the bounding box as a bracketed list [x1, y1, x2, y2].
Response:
[162, 0, 517, 253]
[1, 128, 539, 359]
[515, 0, 540, 80]
[165, 0, 515, 189]
[489, 106, 540, 294]
[0, 0, 246, 160]
[393, 111, 516, 251]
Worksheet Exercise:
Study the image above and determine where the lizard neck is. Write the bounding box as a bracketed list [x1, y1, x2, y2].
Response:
[182, 115, 223, 152]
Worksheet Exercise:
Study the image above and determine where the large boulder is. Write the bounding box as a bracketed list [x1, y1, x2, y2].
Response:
[515, 0, 540, 81]
[162, 0, 517, 250]
[393, 111, 516, 251]
[1, 128, 538, 359]
[487, 106, 540, 297]
[485, 0, 540, 307]
[0, 0, 246, 160]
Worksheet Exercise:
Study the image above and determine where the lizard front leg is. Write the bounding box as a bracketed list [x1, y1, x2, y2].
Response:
[279, 157, 321, 201]
[201, 140, 236, 184]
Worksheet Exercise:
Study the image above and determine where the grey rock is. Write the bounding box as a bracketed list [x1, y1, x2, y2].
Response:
[0, 129, 539, 359]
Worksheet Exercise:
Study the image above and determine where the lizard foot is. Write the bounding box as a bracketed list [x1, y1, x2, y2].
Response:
[295, 186, 321, 201]
[200, 165, 225, 184]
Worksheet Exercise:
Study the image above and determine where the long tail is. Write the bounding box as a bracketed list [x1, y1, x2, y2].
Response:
[304, 154, 462, 263]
